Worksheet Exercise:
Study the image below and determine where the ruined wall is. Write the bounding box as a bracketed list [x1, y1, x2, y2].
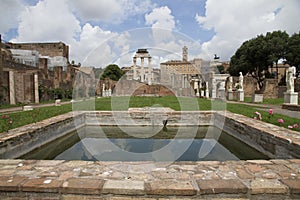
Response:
[232, 76, 256, 97]
[295, 78, 300, 97]
[262, 79, 278, 98]
[230, 77, 279, 98]
[8, 42, 69, 59]
[112, 79, 175, 96]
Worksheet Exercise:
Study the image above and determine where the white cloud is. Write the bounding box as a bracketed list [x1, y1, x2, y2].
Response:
[70, 0, 154, 23]
[145, 6, 175, 30]
[12, 0, 81, 43]
[71, 23, 118, 67]
[0, 0, 24, 35]
[195, 0, 300, 61]
[145, 6, 176, 44]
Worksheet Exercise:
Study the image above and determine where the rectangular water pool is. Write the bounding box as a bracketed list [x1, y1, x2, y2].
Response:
[20, 126, 269, 161]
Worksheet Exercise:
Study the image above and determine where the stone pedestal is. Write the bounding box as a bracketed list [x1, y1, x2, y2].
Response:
[237, 90, 244, 102]
[211, 90, 216, 99]
[218, 89, 226, 101]
[227, 90, 233, 100]
[284, 92, 298, 105]
[205, 89, 209, 98]
[201, 90, 204, 97]
[252, 93, 263, 103]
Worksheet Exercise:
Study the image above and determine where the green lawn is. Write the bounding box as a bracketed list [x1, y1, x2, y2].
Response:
[1, 96, 299, 133]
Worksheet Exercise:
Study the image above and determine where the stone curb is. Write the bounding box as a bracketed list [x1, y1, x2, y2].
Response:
[0, 159, 299, 199]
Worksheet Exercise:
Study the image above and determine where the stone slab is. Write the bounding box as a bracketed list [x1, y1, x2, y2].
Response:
[0, 176, 26, 191]
[197, 179, 248, 194]
[146, 180, 197, 196]
[284, 92, 298, 105]
[102, 180, 145, 195]
[280, 179, 300, 194]
[61, 178, 104, 195]
[21, 178, 62, 193]
[250, 178, 288, 194]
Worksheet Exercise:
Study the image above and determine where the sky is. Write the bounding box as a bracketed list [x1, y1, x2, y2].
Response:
[0, 0, 299, 68]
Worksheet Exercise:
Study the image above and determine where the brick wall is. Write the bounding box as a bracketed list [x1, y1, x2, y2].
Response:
[8, 42, 69, 60]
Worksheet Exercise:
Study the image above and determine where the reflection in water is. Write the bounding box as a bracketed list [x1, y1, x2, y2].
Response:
[55, 138, 239, 161]
[21, 126, 269, 161]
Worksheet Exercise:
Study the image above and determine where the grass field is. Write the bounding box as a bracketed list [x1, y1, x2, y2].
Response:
[1, 96, 299, 132]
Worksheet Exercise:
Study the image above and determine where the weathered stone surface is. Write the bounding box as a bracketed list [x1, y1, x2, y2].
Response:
[197, 179, 248, 194]
[61, 178, 104, 195]
[102, 180, 145, 195]
[250, 178, 288, 194]
[110, 197, 156, 200]
[62, 195, 105, 200]
[280, 179, 300, 194]
[0, 176, 26, 191]
[146, 180, 197, 196]
[21, 178, 62, 193]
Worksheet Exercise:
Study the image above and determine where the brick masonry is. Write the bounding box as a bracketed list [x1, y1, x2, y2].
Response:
[0, 159, 299, 199]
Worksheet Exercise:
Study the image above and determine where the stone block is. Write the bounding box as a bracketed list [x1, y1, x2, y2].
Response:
[146, 180, 197, 196]
[23, 105, 33, 111]
[55, 99, 61, 106]
[252, 93, 263, 103]
[250, 178, 288, 194]
[61, 178, 104, 195]
[102, 180, 145, 195]
[197, 179, 248, 194]
[280, 179, 300, 194]
[0, 176, 27, 191]
[21, 178, 62, 193]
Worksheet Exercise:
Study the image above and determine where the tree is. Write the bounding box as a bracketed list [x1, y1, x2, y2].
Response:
[100, 64, 124, 81]
[265, 30, 289, 79]
[228, 34, 272, 91]
[286, 32, 300, 76]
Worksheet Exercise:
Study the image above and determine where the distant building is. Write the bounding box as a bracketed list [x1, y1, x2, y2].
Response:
[160, 46, 211, 96]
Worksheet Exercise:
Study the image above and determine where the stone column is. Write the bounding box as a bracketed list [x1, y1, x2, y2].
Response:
[133, 57, 137, 80]
[227, 76, 233, 100]
[102, 84, 105, 97]
[141, 57, 145, 82]
[34, 73, 39, 103]
[218, 81, 226, 101]
[205, 82, 209, 98]
[148, 57, 152, 85]
[211, 77, 216, 99]
[194, 79, 200, 97]
[182, 75, 186, 89]
[9, 71, 16, 105]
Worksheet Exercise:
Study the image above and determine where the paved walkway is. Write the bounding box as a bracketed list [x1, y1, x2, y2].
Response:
[227, 101, 300, 119]
[0, 101, 71, 114]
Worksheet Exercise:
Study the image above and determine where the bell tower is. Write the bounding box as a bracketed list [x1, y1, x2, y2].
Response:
[182, 46, 188, 62]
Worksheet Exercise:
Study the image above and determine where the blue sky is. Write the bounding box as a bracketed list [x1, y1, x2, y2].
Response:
[1, 0, 299, 68]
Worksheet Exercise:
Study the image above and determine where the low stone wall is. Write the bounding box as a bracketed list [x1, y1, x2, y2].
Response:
[0, 112, 85, 159]
[217, 112, 300, 159]
[0, 159, 299, 199]
[84, 110, 214, 126]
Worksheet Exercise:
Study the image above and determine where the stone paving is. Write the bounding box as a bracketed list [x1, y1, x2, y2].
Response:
[0, 159, 299, 199]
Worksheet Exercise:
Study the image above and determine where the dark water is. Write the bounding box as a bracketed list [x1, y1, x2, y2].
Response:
[21, 126, 269, 161]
